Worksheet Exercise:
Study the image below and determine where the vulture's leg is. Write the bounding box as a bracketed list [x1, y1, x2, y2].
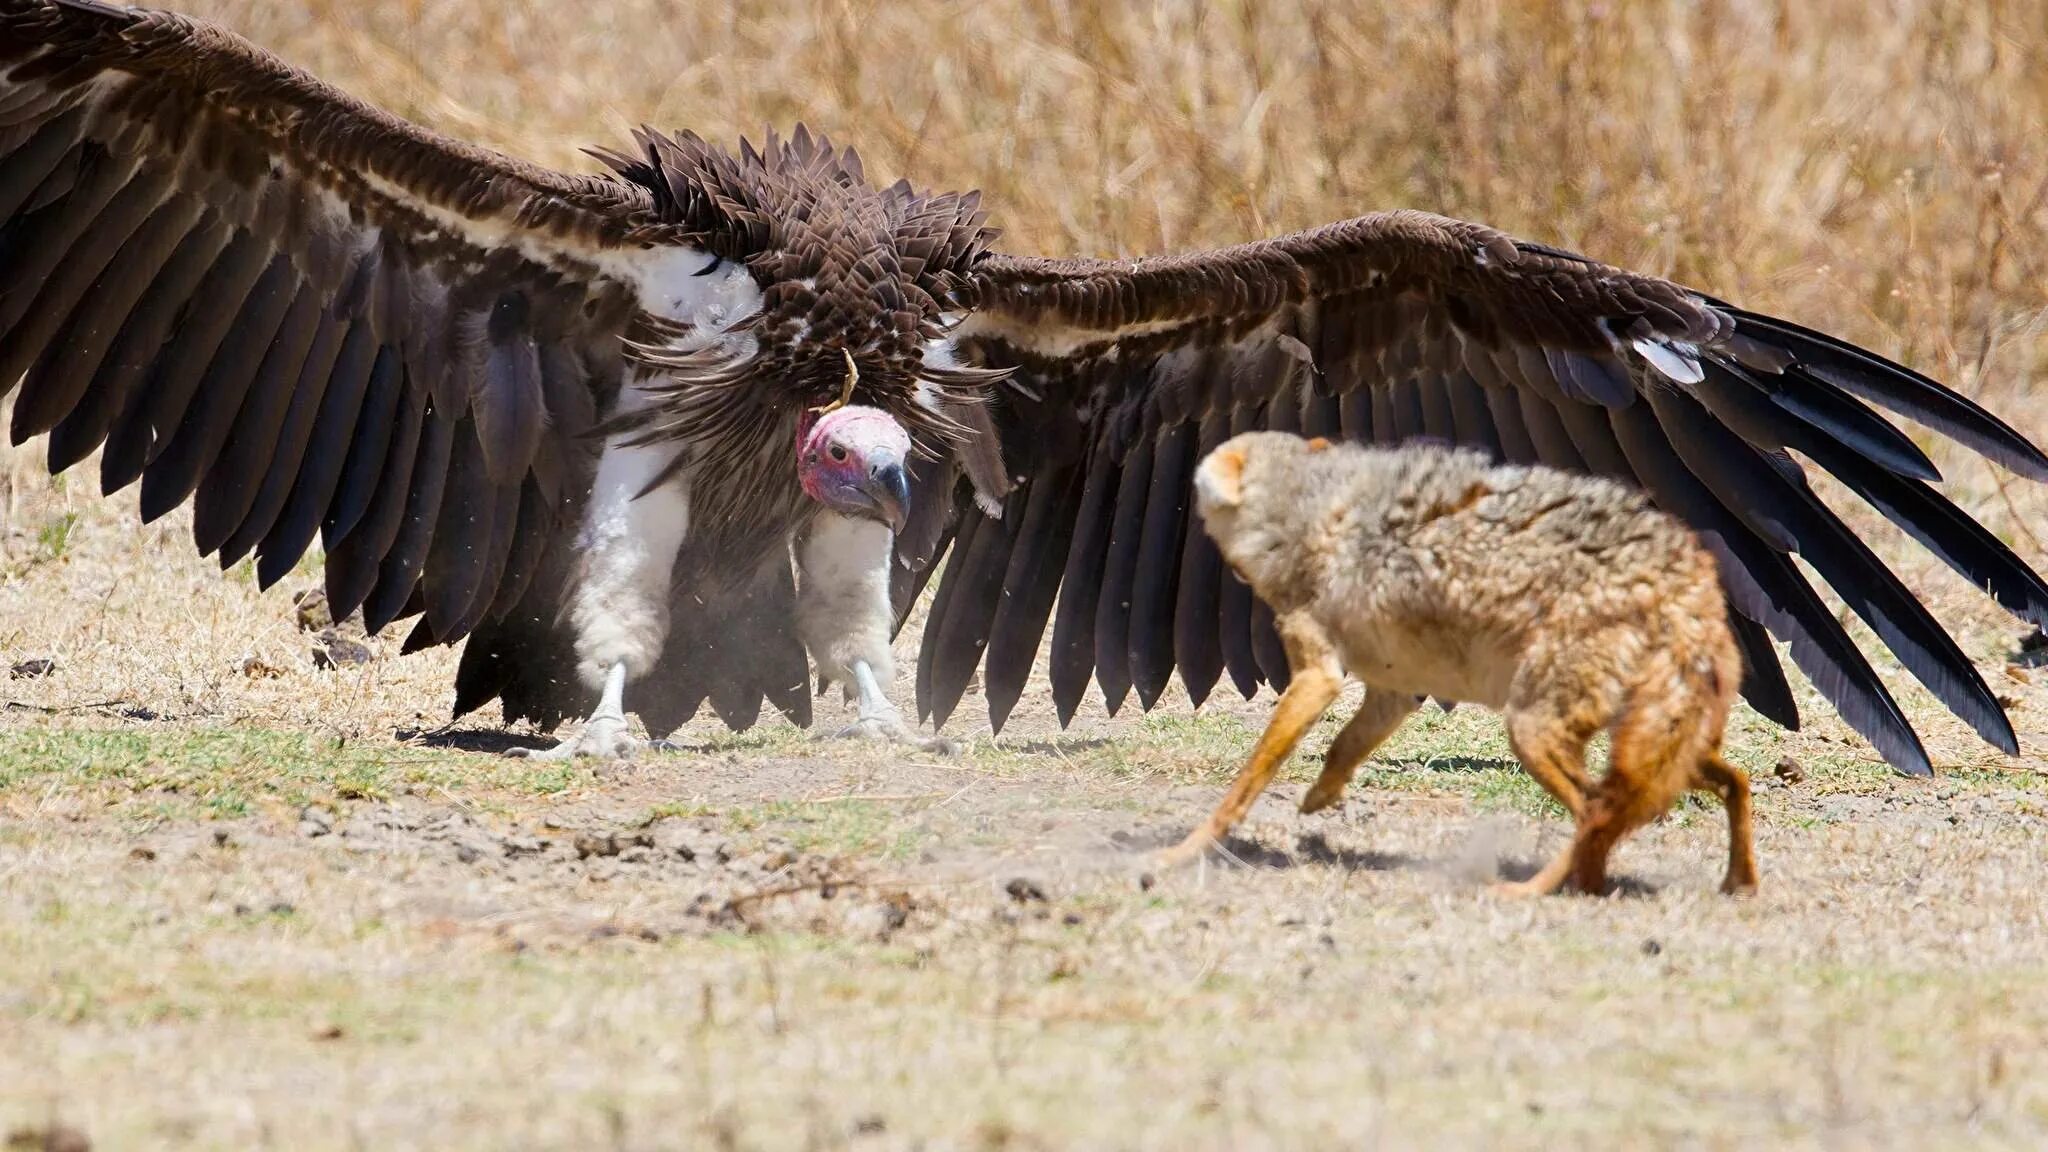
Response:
[510, 429, 690, 761]
[796, 512, 951, 751]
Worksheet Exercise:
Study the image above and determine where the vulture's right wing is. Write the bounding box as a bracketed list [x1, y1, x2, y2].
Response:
[922, 210, 2048, 776]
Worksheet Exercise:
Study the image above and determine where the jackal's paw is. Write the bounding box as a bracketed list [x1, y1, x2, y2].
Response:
[1299, 781, 1347, 815]
[507, 714, 642, 761]
[1155, 827, 1221, 871]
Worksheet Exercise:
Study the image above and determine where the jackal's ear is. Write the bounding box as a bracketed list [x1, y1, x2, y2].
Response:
[1303, 437, 1332, 453]
[1195, 446, 1247, 509]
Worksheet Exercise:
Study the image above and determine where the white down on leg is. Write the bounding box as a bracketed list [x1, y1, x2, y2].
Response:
[569, 416, 692, 690]
[795, 511, 897, 700]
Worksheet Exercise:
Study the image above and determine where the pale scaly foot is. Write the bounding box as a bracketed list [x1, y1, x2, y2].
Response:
[827, 659, 957, 753]
[507, 662, 644, 761]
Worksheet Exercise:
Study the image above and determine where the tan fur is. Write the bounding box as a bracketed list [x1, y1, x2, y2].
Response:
[1164, 432, 1757, 897]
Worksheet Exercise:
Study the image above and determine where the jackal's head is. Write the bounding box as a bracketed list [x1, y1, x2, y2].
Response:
[1193, 432, 1335, 596]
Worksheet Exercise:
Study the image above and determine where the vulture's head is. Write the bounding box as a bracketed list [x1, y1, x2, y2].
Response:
[797, 405, 913, 534]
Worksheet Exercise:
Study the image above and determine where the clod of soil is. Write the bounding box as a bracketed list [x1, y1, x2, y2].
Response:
[1005, 877, 1048, 904]
[311, 630, 374, 670]
[575, 831, 656, 859]
[4, 1123, 91, 1152]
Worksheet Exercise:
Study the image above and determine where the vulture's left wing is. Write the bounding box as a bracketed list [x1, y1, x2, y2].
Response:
[917, 210, 2048, 776]
[0, 1, 686, 662]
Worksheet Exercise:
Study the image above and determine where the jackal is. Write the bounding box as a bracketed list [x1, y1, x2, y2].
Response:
[1166, 432, 1757, 896]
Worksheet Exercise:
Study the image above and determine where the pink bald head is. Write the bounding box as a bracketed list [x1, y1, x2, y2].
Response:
[797, 405, 914, 532]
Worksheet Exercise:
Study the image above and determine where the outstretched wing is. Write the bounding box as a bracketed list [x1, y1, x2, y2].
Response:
[0, 0, 683, 653]
[916, 209, 2048, 776]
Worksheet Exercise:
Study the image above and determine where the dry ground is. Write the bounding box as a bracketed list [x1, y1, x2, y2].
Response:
[6, 0, 2048, 1148]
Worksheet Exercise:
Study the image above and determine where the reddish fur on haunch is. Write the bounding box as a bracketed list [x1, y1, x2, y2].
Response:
[1168, 432, 1757, 897]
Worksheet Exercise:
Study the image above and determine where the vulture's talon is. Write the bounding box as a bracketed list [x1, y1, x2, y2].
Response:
[507, 713, 642, 761]
[828, 712, 953, 752]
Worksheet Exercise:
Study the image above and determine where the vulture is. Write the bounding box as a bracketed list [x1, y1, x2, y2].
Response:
[2, 0, 2045, 771]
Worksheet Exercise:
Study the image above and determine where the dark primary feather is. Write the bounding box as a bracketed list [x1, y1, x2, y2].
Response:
[923, 209, 2048, 775]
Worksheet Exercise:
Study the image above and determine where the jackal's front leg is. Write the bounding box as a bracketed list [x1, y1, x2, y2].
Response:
[1299, 689, 1421, 814]
[1161, 612, 1343, 866]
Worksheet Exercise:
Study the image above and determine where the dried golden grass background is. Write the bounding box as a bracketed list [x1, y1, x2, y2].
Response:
[250, 0, 2048, 395]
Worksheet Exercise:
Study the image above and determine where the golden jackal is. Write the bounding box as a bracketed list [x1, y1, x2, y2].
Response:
[1166, 432, 1757, 896]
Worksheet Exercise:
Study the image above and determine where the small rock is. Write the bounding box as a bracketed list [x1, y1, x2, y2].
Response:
[127, 846, 156, 862]
[293, 587, 334, 631]
[1061, 911, 1084, 927]
[310, 1021, 345, 1041]
[8, 657, 56, 680]
[502, 835, 548, 857]
[454, 843, 482, 864]
[1004, 877, 1048, 904]
[1773, 756, 1806, 785]
[4, 1123, 91, 1152]
[310, 630, 374, 670]
[857, 894, 913, 940]
[1138, 871, 1156, 892]
[575, 831, 655, 859]
[1641, 939, 1663, 956]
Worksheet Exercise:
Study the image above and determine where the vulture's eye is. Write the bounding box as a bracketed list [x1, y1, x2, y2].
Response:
[829, 444, 849, 463]
[693, 254, 722, 276]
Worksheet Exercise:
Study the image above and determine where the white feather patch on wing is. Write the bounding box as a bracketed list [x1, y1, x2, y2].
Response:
[607, 246, 764, 328]
[1631, 336, 1705, 384]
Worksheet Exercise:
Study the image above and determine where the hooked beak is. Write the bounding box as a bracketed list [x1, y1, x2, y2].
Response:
[855, 459, 911, 535]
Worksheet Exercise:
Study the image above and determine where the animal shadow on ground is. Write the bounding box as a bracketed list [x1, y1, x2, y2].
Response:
[1380, 754, 1521, 775]
[1004, 736, 1117, 757]
[1117, 826, 1418, 873]
[1492, 854, 1660, 898]
[399, 727, 552, 754]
